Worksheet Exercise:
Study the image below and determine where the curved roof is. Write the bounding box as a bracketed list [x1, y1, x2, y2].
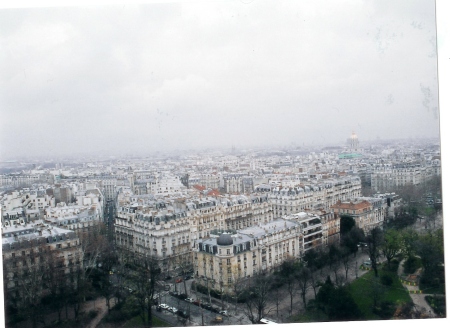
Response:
[217, 233, 233, 246]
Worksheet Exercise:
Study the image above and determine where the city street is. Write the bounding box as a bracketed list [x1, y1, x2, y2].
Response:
[151, 249, 373, 326]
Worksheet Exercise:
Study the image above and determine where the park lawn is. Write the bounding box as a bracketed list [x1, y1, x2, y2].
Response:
[124, 314, 171, 328]
[289, 307, 328, 323]
[420, 284, 445, 294]
[347, 269, 411, 320]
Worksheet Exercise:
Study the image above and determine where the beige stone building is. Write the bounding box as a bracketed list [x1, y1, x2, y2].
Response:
[2, 221, 83, 302]
[330, 198, 385, 234]
[193, 218, 303, 293]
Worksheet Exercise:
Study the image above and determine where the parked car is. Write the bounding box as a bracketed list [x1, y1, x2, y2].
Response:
[159, 304, 170, 310]
[201, 303, 213, 310]
[184, 275, 193, 280]
[176, 278, 183, 283]
[165, 276, 172, 280]
[169, 307, 178, 313]
[219, 310, 228, 316]
[185, 298, 195, 303]
[193, 300, 201, 306]
[177, 309, 190, 318]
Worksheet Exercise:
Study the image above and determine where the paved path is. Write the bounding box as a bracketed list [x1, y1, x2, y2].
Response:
[397, 259, 437, 318]
[83, 297, 116, 328]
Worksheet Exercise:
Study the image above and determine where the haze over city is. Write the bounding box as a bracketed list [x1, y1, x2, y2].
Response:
[2, 2, 450, 327]
[0, 0, 440, 160]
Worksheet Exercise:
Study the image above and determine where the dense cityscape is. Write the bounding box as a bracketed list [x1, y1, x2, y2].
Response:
[1, 0, 444, 327]
[1, 134, 445, 327]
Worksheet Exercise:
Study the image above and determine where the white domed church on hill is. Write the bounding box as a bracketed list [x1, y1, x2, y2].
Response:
[339, 131, 363, 159]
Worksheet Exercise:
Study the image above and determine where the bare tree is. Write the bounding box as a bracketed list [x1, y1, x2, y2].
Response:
[243, 272, 273, 324]
[270, 275, 283, 321]
[17, 254, 47, 328]
[175, 251, 192, 296]
[230, 263, 247, 314]
[296, 264, 311, 310]
[277, 259, 296, 316]
[132, 256, 161, 327]
[308, 264, 324, 298]
[340, 246, 351, 282]
[381, 228, 401, 270]
[366, 227, 383, 277]
[42, 249, 68, 322]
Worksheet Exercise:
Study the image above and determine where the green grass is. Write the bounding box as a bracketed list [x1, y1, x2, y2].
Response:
[123, 314, 171, 328]
[420, 284, 445, 295]
[289, 307, 328, 323]
[348, 269, 412, 320]
[425, 295, 446, 317]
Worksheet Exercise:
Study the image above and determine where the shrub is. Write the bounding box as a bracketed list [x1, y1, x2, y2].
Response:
[403, 257, 420, 274]
[103, 297, 140, 323]
[373, 301, 395, 319]
[384, 259, 400, 272]
[380, 274, 393, 286]
[425, 295, 446, 317]
[88, 310, 98, 319]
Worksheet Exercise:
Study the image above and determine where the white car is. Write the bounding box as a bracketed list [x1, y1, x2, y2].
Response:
[219, 310, 228, 316]
[185, 298, 195, 303]
[169, 307, 178, 313]
[159, 304, 170, 310]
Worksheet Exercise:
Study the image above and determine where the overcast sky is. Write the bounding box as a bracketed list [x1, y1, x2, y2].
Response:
[0, 0, 440, 159]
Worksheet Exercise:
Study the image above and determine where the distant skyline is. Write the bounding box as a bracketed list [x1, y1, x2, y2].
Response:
[0, 0, 441, 159]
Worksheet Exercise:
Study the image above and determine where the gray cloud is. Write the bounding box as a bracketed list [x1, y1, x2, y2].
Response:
[0, 0, 440, 158]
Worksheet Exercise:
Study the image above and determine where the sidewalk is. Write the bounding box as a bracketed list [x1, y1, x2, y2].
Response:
[83, 297, 116, 328]
[397, 259, 437, 318]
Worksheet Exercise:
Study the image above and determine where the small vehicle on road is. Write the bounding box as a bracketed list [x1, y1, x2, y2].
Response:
[176, 278, 183, 283]
[185, 298, 195, 303]
[169, 307, 178, 313]
[219, 310, 228, 316]
[159, 304, 169, 310]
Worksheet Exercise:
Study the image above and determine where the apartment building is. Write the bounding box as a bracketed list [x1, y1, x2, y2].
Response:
[115, 201, 192, 274]
[193, 218, 302, 293]
[370, 163, 424, 191]
[284, 212, 324, 253]
[302, 209, 339, 247]
[330, 198, 385, 234]
[267, 176, 361, 217]
[44, 203, 103, 233]
[2, 221, 83, 302]
[114, 194, 273, 274]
